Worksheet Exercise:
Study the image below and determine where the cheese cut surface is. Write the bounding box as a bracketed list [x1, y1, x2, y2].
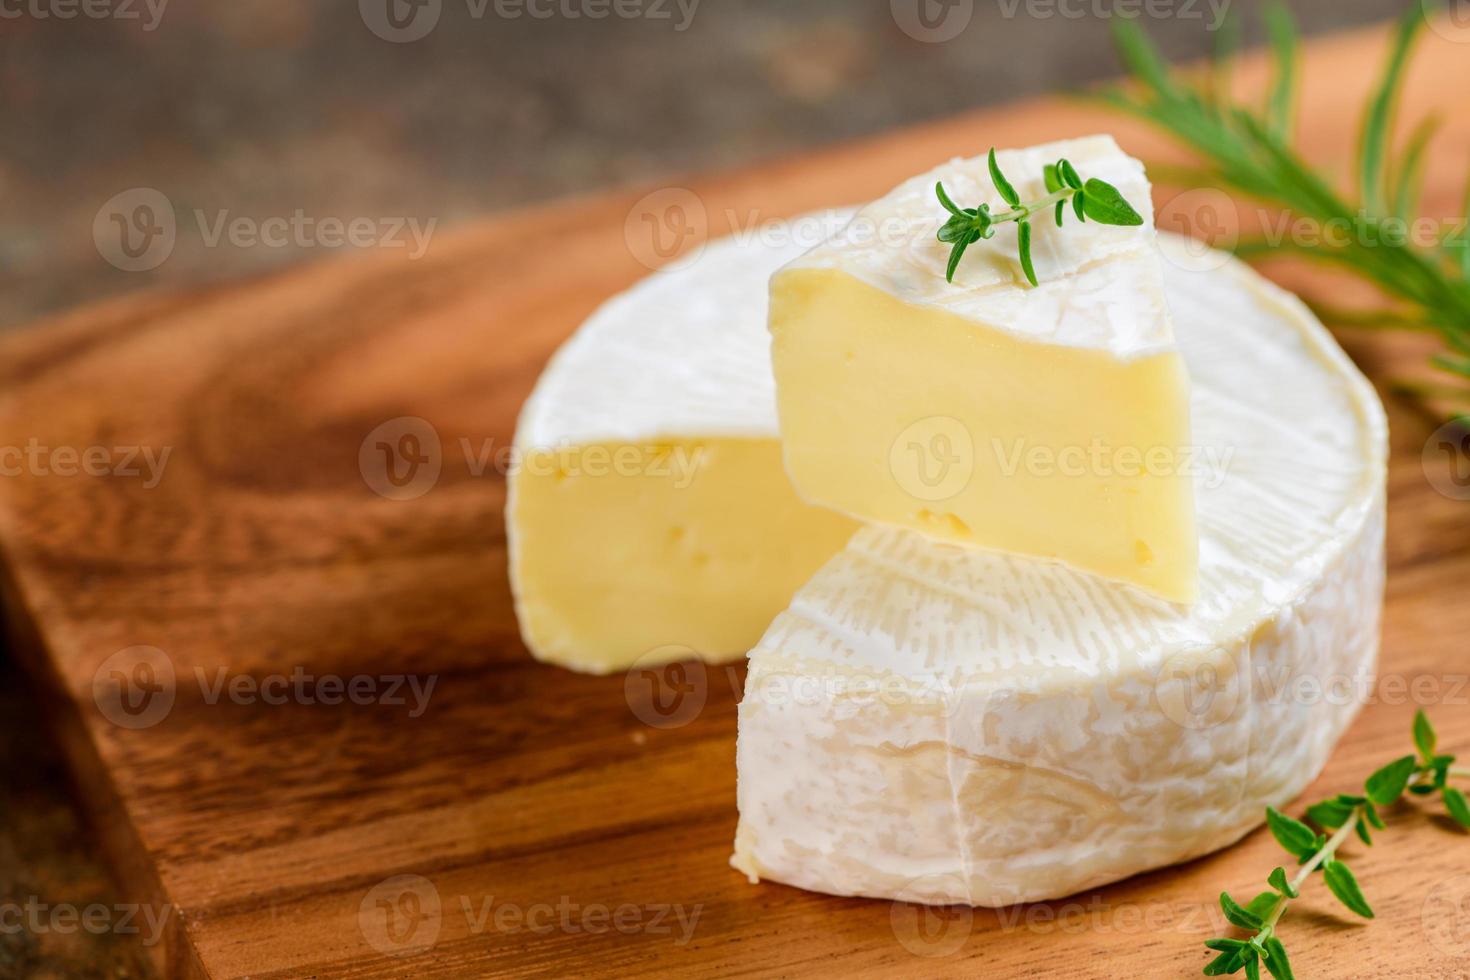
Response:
[769, 136, 1197, 601]
[734, 235, 1388, 907]
[508, 218, 859, 674]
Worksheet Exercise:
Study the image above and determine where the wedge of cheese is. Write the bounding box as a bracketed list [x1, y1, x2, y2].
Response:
[769, 136, 1198, 602]
[734, 233, 1387, 906]
[508, 220, 859, 674]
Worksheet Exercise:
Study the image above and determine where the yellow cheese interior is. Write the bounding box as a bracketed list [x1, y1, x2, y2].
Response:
[769, 268, 1198, 602]
[510, 437, 858, 673]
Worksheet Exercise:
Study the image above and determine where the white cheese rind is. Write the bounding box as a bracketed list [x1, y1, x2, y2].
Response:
[785, 136, 1175, 359]
[733, 236, 1387, 906]
[514, 212, 855, 450]
[506, 212, 860, 671]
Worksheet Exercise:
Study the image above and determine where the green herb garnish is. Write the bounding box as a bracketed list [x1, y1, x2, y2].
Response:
[1103, 1, 1470, 420]
[1202, 710, 1470, 978]
[935, 147, 1143, 286]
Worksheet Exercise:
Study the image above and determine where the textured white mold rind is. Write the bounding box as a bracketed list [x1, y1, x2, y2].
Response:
[733, 238, 1388, 907]
[783, 135, 1176, 359]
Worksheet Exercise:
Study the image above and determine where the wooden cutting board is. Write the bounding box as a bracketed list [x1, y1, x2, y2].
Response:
[4, 18, 1470, 979]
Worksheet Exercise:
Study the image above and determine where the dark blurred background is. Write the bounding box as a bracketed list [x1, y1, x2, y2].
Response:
[0, 0, 1405, 974]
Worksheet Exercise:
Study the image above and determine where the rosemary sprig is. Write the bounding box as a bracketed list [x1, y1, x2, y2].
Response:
[1203, 710, 1470, 978]
[935, 148, 1143, 285]
[1102, 1, 1470, 420]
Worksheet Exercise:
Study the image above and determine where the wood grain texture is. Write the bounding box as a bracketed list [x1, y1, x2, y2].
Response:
[3, 17, 1470, 979]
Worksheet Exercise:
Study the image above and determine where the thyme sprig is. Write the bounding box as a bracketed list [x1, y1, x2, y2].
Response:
[935, 148, 1143, 286]
[1204, 710, 1470, 978]
[1103, 1, 1470, 420]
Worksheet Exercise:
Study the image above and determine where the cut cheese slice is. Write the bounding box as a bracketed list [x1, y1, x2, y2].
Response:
[734, 233, 1387, 906]
[769, 136, 1198, 601]
[508, 218, 859, 674]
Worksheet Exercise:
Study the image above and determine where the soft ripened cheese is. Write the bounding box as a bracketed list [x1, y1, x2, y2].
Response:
[769, 136, 1198, 602]
[733, 234, 1387, 906]
[507, 219, 858, 674]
